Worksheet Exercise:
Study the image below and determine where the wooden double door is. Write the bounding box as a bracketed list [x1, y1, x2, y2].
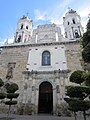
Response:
[38, 82, 53, 114]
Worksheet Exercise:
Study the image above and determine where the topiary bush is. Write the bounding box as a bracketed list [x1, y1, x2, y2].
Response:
[0, 93, 6, 99]
[5, 83, 19, 93]
[0, 78, 4, 87]
[5, 82, 19, 116]
[82, 43, 90, 63]
[0, 78, 6, 101]
[70, 70, 85, 85]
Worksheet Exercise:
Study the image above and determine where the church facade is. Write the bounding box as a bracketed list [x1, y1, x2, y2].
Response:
[0, 9, 83, 114]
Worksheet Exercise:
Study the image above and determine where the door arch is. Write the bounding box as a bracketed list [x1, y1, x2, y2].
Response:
[38, 81, 53, 113]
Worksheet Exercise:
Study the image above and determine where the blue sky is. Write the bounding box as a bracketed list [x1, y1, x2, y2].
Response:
[0, 0, 90, 44]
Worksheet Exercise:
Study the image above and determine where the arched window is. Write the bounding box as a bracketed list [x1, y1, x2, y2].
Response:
[26, 26, 28, 30]
[72, 19, 75, 24]
[17, 35, 21, 42]
[75, 30, 79, 38]
[21, 24, 23, 29]
[67, 21, 70, 25]
[42, 51, 51, 66]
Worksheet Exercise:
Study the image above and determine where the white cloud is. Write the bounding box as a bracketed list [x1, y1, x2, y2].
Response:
[77, 5, 90, 32]
[78, 6, 90, 21]
[34, 9, 46, 21]
[3, 37, 14, 44]
[0, 37, 14, 45]
[34, 0, 73, 36]
[8, 38, 14, 43]
[34, 0, 90, 34]
[48, 10, 68, 25]
[34, 0, 73, 25]
[78, 8, 90, 18]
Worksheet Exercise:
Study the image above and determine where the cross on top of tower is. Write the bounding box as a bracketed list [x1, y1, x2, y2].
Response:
[68, 7, 70, 11]
[26, 12, 29, 16]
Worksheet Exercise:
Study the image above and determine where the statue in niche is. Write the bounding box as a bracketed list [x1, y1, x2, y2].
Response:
[24, 83, 28, 90]
[6, 66, 13, 80]
[56, 85, 60, 93]
[6, 62, 16, 80]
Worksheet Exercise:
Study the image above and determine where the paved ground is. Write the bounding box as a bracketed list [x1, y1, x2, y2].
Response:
[0, 114, 90, 120]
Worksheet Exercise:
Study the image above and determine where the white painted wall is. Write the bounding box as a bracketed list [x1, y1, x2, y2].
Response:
[27, 45, 67, 71]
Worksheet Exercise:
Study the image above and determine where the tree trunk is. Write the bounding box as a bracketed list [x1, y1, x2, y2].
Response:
[7, 105, 11, 117]
[83, 111, 86, 120]
[74, 112, 77, 120]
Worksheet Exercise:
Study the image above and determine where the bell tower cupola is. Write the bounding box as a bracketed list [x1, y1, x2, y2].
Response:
[14, 15, 33, 43]
[63, 9, 84, 40]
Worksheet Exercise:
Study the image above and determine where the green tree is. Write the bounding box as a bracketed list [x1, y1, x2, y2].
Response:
[83, 71, 90, 87]
[0, 78, 4, 87]
[66, 86, 90, 99]
[82, 43, 90, 63]
[65, 98, 90, 120]
[81, 31, 90, 48]
[81, 19, 90, 48]
[5, 83, 19, 116]
[81, 19, 90, 63]
[65, 16, 90, 120]
[64, 71, 90, 120]
[87, 19, 90, 31]
[0, 78, 6, 101]
[70, 70, 85, 85]
[81, 17, 90, 89]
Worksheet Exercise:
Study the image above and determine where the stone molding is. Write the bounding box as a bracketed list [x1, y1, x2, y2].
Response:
[23, 69, 71, 75]
[0, 39, 80, 49]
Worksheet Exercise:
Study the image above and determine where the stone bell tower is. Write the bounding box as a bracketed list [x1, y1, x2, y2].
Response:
[14, 15, 33, 43]
[63, 9, 84, 40]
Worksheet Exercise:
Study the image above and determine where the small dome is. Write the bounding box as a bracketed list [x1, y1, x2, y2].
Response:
[68, 9, 76, 14]
[20, 15, 32, 22]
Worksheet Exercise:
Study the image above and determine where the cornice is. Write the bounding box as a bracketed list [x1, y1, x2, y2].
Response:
[0, 39, 80, 49]
[22, 69, 71, 75]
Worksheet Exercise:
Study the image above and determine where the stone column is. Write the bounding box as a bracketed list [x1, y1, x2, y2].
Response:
[31, 73, 36, 110]
[31, 85, 35, 105]
[55, 72, 61, 105]
[71, 27, 74, 39]
[35, 88, 39, 114]
[56, 32, 58, 42]
[78, 26, 81, 36]
[22, 31, 24, 42]
[53, 87, 56, 115]
[14, 32, 18, 42]
[27, 77, 32, 103]
[36, 34, 38, 43]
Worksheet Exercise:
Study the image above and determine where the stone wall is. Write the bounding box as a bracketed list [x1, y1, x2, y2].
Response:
[0, 41, 82, 86]
[65, 41, 82, 85]
[0, 46, 29, 83]
[0, 41, 83, 114]
[65, 41, 82, 71]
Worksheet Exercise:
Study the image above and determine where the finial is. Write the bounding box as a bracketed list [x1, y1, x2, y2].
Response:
[26, 12, 29, 16]
[5, 38, 8, 44]
[68, 7, 70, 11]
